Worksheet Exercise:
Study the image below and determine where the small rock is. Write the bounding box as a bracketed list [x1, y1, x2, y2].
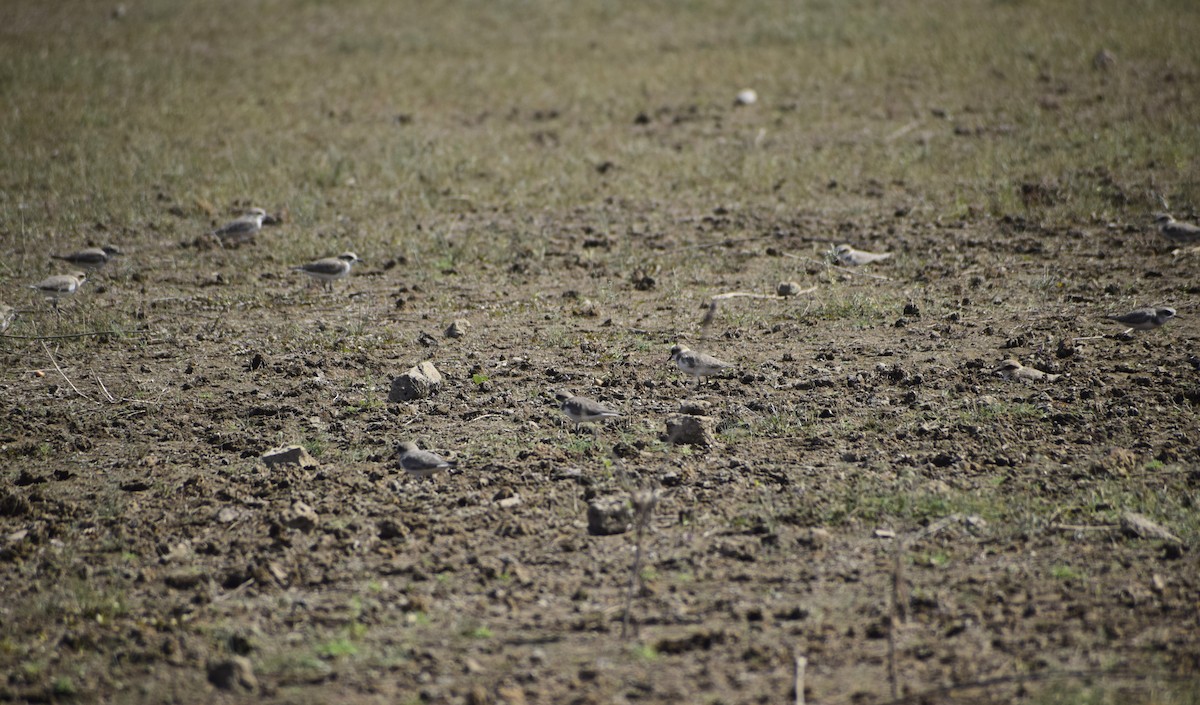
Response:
[216, 506, 242, 523]
[874, 528, 897, 539]
[282, 501, 319, 533]
[164, 569, 206, 590]
[777, 281, 803, 297]
[497, 494, 523, 509]
[261, 445, 317, 469]
[797, 527, 832, 549]
[389, 361, 444, 402]
[445, 319, 471, 338]
[665, 414, 717, 447]
[207, 656, 257, 693]
[587, 496, 632, 536]
[734, 88, 758, 106]
[678, 399, 712, 416]
[417, 331, 439, 348]
[378, 519, 408, 540]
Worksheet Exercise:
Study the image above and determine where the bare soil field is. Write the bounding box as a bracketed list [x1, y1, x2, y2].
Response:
[2, 2, 1199, 703]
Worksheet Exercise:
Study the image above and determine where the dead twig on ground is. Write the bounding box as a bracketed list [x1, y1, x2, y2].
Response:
[41, 341, 99, 405]
[2, 330, 145, 341]
[621, 489, 659, 639]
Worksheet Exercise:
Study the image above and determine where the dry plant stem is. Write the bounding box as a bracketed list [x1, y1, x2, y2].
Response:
[1049, 523, 1119, 532]
[711, 288, 818, 301]
[41, 341, 99, 405]
[888, 539, 902, 702]
[94, 374, 116, 403]
[2, 330, 141, 341]
[621, 491, 658, 640]
[793, 652, 807, 705]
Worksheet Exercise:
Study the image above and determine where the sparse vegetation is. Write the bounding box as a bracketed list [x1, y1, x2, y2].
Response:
[1, 0, 1198, 703]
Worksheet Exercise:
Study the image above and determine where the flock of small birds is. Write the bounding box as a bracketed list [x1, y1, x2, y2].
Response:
[13, 207, 1194, 478]
[21, 208, 366, 318]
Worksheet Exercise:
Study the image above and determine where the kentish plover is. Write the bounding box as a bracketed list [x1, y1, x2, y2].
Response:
[396, 441, 452, 478]
[29, 271, 87, 315]
[292, 252, 362, 291]
[834, 244, 892, 267]
[1106, 307, 1177, 334]
[669, 344, 733, 386]
[994, 359, 1060, 383]
[50, 245, 122, 271]
[210, 208, 267, 247]
[555, 391, 621, 431]
[1153, 214, 1200, 247]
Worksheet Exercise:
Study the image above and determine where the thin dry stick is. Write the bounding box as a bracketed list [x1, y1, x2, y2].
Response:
[94, 374, 116, 403]
[620, 489, 658, 639]
[41, 341, 99, 405]
[2, 330, 143, 341]
[793, 652, 807, 705]
[888, 539, 902, 701]
[711, 288, 818, 301]
[1049, 523, 1119, 532]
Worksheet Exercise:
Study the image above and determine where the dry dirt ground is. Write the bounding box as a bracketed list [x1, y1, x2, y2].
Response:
[2, 199, 1199, 705]
[3, 1, 1200, 704]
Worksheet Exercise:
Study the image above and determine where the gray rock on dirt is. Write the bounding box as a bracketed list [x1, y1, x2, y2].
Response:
[587, 496, 632, 535]
[444, 318, 471, 338]
[666, 413, 717, 447]
[389, 361, 444, 401]
[261, 445, 317, 468]
[282, 501, 319, 532]
[207, 656, 257, 693]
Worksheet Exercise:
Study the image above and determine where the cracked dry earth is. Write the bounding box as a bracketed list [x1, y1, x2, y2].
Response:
[2, 202, 1199, 704]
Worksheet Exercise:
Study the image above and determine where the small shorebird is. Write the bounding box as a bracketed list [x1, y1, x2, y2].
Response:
[1106, 307, 1177, 335]
[994, 359, 1060, 383]
[51, 245, 122, 271]
[292, 252, 362, 291]
[669, 344, 733, 386]
[30, 271, 87, 316]
[834, 244, 892, 267]
[0, 304, 14, 333]
[396, 441, 452, 478]
[1153, 214, 1200, 247]
[210, 208, 267, 247]
[555, 391, 621, 432]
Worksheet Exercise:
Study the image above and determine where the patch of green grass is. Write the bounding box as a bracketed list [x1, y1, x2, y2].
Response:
[316, 638, 358, 659]
[466, 625, 493, 639]
[51, 676, 77, 696]
[1051, 564, 1083, 582]
[630, 643, 659, 661]
[302, 436, 328, 458]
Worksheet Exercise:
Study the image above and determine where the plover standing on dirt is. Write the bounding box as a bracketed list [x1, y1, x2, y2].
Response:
[209, 208, 267, 247]
[555, 391, 621, 431]
[669, 344, 734, 386]
[396, 441, 452, 478]
[29, 271, 87, 315]
[1106, 307, 1177, 334]
[994, 359, 1060, 383]
[833, 244, 892, 267]
[1153, 214, 1200, 247]
[292, 252, 362, 291]
[51, 245, 122, 271]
